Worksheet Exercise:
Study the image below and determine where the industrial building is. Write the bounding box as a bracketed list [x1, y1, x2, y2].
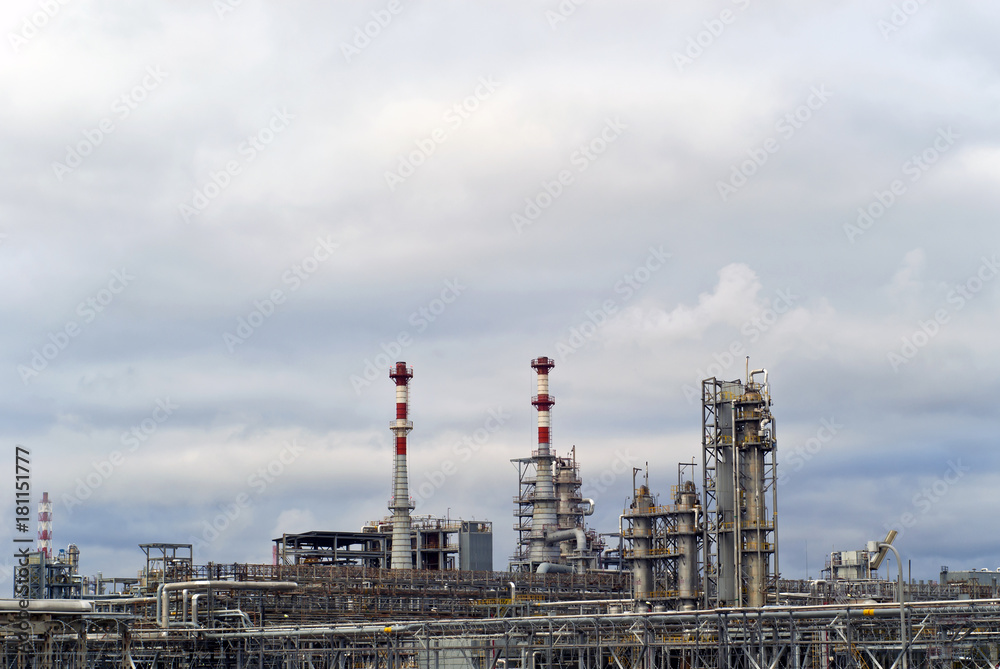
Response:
[823, 542, 880, 581]
[274, 517, 493, 571]
[6, 359, 1000, 668]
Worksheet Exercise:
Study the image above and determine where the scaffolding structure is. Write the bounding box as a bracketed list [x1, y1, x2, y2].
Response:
[702, 370, 778, 609]
[8, 592, 1000, 669]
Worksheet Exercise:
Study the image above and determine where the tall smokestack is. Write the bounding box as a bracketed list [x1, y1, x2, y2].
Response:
[38, 491, 52, 559]
[529, 357, 559, 564]
[389, 362, 414, 570]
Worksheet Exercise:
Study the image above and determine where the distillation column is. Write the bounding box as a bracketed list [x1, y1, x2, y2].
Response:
[717, 381, 739, 606]
[702, 368, 778, 608]
[740, 369, 775, 607]
[529, 357, 559, 565]
[625, 486, 655, 601]
[389, 362, 415, 570]
[675, 481, 700, 610]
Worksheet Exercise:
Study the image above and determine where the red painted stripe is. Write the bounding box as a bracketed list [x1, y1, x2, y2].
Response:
[396, 437, 407, 455]
[396, 403, 407, 419]
[538, 427, 549, 444]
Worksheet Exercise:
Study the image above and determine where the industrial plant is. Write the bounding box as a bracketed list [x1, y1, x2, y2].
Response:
[5, 357, 1000, 668]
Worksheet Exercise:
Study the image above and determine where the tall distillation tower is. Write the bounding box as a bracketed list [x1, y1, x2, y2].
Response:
[702, 367, 778, 608]
[389, 362, 415, 570]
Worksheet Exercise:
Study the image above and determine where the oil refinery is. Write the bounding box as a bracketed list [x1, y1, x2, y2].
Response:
[5, 357, 1000, 668]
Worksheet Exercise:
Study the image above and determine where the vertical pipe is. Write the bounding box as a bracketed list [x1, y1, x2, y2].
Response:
[389, 363, 414, 570]
[529, 357, 559, 565]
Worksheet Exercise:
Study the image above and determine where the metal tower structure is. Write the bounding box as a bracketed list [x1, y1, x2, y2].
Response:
[37, 491, 52, 559]
[701, 367, 778, 608]
[621, 463, 701, 609]
[389, 362, 415, 570]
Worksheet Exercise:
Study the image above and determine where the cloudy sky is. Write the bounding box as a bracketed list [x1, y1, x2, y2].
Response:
[2, 0, 998, 591]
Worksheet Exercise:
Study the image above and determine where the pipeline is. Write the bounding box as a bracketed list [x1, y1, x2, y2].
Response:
[157, 581, 297, 628]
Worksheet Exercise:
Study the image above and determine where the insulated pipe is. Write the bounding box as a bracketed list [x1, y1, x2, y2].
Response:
[750, 368, 768, 397]
[155, 583, 164, 624]
[389, 362, 415, 570]
[191, 593, 203, 627]
[536, 562, 576, 574]
[158, 581, 297, 628]
[545, 528, 588, 572]
[92, 597, 158, 605]
[581, 498, 595, 516]
[0, 599, 93, 613]
[199, 601, 1000, 640]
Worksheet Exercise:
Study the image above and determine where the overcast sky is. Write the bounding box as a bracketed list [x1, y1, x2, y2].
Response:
[2, 1, 999, 591]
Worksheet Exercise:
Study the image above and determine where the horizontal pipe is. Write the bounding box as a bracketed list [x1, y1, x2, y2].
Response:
[536, 562, 576, 574]
[93, 596, 159, 605]
[0, 599, 93, 613]
[197, 601, 1000, 640]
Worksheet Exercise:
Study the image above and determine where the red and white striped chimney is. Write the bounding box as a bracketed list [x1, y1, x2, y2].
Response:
[529, 357, 559, 564]
[38, 491, 52, 559]
[389, 362, 414, 570]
